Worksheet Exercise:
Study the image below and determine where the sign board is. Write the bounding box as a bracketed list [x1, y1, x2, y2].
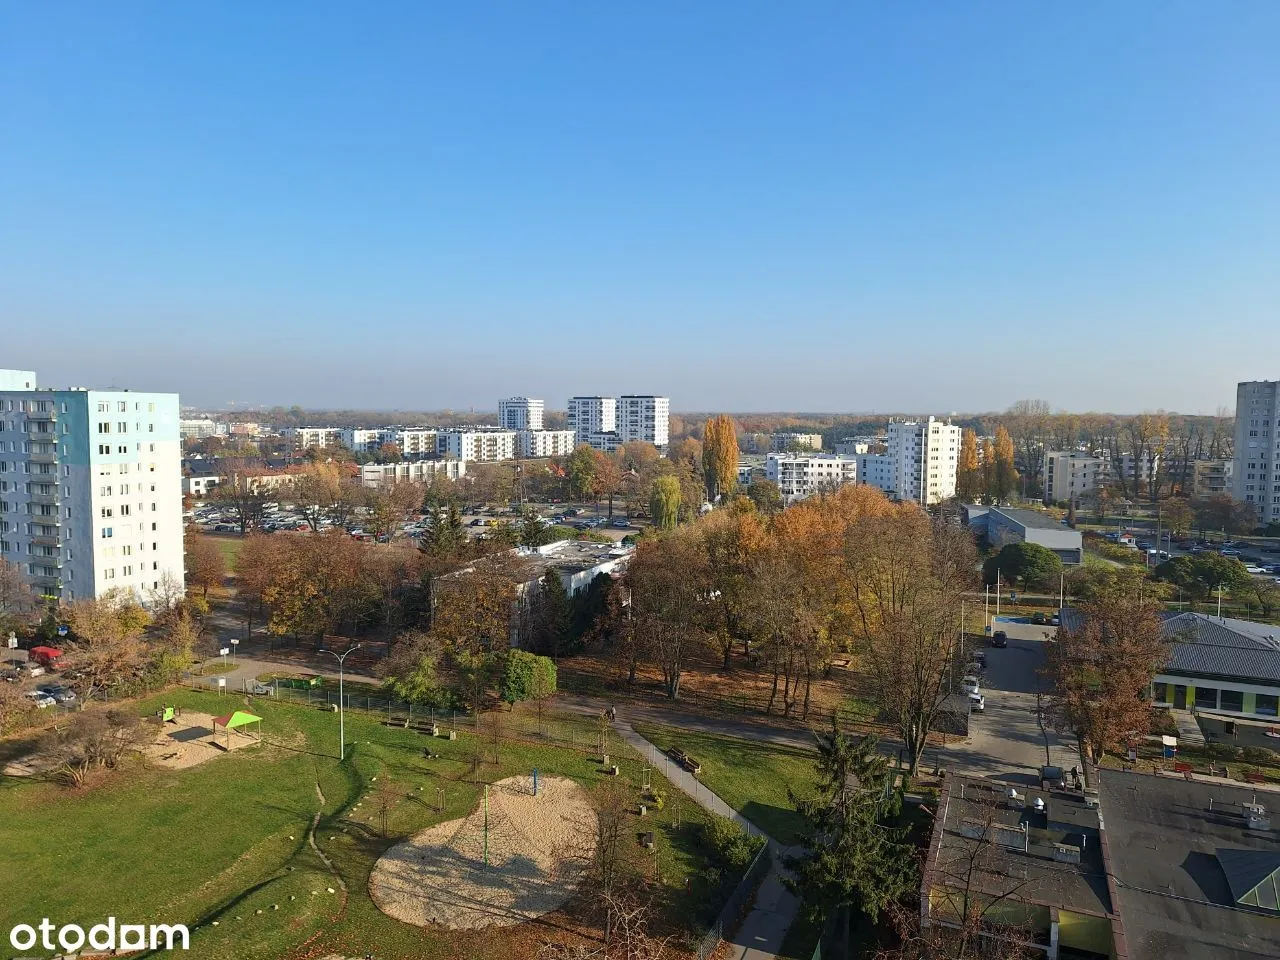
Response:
[219, 648, 229, 657]
[230, 639, 239, 646]
[6, 633, 17, 650]
[1128, 747, 1137, 762]
[56, 625, 68, 637]
[217, 678, 227, 688]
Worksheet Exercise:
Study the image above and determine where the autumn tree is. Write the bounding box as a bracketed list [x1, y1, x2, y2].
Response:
[593, 450, 625, 518]
[63, 592, 152, 699]
[992, 426, 1018, 501]
[1044, 586, 1170, 765]
[234, 532, 282, 640]
[956, 428, 982, 503]
[979, 437, 996, 504]
[746, 477, 784, 516]
[260, 531, 381, 643]
[701, 415, 739, 502]
[210, 460, 272, 533]
[0, 558, 37, 638]
[1193, 494, 1257, 536]
[380, 630, 448, 709]
[365, 481, 422, 538]
[1161, 497, 1194, 537]
[625, 530, 710, 699]
[184, 529, 227, 599]
[648, 475, 682, 531]
[700, 499, 768, 670]
[38, 708, 152, 788]
[848, 506, 977, 775]
[566, 445, 600, 501]
[429, 552, 530, 656]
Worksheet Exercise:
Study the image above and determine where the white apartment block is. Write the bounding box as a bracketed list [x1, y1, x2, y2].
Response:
[499, 397, 544, 432]
[835, 436, 883, 456]
[1193, 459, 1233, 498]
[0, 375, 184, 603]
[393, 429, 438, 457]
[1042, 451, 1107, 505]
[1234, 380, 1280, 524]
[768, 432, 823, 452]
[340, 428, 390, 453]
[0, 370, 37, 391]
[284, 426, 342, 449]
[437, 429, 518, 463]
[855, 453, 895, 494]
[359, 459, 466, 487]
[617, 395, 670, 448]
[886, 417, 961, 506]
[180, 418, 227, 440]
[518, 430, 576, 458]
[567, 397, 617, 446]
[765, 454, 858, 502]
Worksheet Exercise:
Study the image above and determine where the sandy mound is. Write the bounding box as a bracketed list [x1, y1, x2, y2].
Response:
[370, 774, 596, 930]
[141, 710, 260, 770]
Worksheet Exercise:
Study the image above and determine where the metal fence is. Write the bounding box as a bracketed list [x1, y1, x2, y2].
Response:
[694, 839, 773, 960]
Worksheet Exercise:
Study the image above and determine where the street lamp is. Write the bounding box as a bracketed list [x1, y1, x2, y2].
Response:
[229, 638, 239, 665]
[319, 644, 363, 761]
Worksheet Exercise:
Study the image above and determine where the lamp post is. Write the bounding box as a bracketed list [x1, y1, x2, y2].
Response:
[229, 638, 239, 665]
[320, 644, 363, 761]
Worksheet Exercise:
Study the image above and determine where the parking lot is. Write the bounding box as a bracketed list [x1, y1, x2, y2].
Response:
[945, 618, 1079, 784]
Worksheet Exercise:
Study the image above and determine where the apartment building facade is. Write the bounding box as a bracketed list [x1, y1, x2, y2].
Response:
[359, 459, 467, 487]
[284, 426, 342, 449]
[1193, 458, 1233, 498]
[517, 429, 576, 458]
[617, 395, 670, 448]
[567, 397, 617, 446]
[437, 429, 518, 463]
[0, 376, 184, 603]
[1234, 380, 1280, 524]
[887, 417, 961, 505]
[854, 453, 895, 494]
[765, 454, 858, 501]
[1042, 451, 1107, 505]
[498, 397, 544, 432]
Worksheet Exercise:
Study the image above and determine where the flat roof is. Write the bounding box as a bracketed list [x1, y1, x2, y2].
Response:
[991, 507, 1069, 531]
[1098, 769, 1280, 960]
[932, 777, 1111, 916]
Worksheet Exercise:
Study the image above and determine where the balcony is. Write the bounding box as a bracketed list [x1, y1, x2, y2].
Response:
[28, 514, 61, 528]
[30, 574, 62, 593]
[28, 450, 58, 465]
[26, 409, 57, 421]
[31, 534, 61, 547]
[28, 493, 60, 507]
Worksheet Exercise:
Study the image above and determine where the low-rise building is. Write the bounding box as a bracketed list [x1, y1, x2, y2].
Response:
[284, 426, 342, 449]
[966, 505, 1083, 564]
[1143, 611, 1280, 718]
[517, 429, 576, 458]
[437, 429, 518, 462]
[1192, 458, 1233, 498]
[180, 418, 228, 440]
[359, 459, 466, 487]
[765, 454, 858, 502]
[922, 775, 1119, 958]
[182, 458, 299, 498]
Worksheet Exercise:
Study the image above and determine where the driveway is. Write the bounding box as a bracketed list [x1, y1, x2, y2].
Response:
[943, 621, 1078, 785]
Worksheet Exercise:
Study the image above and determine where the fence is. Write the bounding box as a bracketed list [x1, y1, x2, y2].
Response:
[694, 839, 772, 960]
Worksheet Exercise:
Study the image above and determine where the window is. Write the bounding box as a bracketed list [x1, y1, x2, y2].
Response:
[117, 422, 127, 433]
[98, 422, 110, 434]
[104, 568, 115, 580]
[1194, 687, 1218, 710]
[1153, 682, 1168, 704]
[100, 507, 113, 519]
[1257, 694, 1279, 717]
[1220, 690, 1244, 713]
[101, 527, 113, 539]
[117, 402, 126, 412]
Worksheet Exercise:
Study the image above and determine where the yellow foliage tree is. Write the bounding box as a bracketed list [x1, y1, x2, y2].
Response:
[701, 415, 739, 502]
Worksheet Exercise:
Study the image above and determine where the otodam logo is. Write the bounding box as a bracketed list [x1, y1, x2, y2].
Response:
[9, 917, 190, 953]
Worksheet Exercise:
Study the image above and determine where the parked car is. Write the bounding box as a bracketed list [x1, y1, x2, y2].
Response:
[611, 518, 631, 528]
[38, 685, 75, 703]
[1049, 612, 1061, 626]
[1247, 565, 1267, 575]
[968, 692, 986, 713]
[972, 650, 987, 667]
[1221, 549, 1242, 557]
[961, 675, 981, 695]
[1031, 612, 1046, 625]
[990, 631, 1008, 648]
[24, 690, 55, 708]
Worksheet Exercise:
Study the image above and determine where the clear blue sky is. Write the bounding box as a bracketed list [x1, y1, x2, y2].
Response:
[3, 3, 1278, 414]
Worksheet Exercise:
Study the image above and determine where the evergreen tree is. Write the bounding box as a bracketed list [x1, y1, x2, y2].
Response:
[419, 502, 466, 555]
[786, 723, 915, 948]
[532, 569, 572, 659]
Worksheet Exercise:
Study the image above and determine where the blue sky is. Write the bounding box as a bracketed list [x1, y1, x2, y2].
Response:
[2, 3, 1278, 413]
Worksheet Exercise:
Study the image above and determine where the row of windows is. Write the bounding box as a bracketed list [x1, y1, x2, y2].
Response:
[1154, 683, 1279, 717]
[96, 401, 157, 413]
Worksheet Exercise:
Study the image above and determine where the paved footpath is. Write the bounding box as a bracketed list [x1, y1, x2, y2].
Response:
[617, 719, 801, 960]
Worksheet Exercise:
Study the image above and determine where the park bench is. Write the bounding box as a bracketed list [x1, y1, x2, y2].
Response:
[1245, 770, 1269, 784]
[1174, 762, 1193, 774]
[667, 747, 702, 775]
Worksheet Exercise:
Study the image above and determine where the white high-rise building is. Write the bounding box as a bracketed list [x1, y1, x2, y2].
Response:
[340, 428, 391, 453]
[392, 429, 439, 457]
[617, 395, 670, 448]
[855, 453, 895, 494]
[499, 397, 544, 432]
[1234, 380, 1280, 524]
[567, 397, 617, 446]
[0, 373, 184, 603]
[765, 454, 858, 502]
[886, 417, 961, 505]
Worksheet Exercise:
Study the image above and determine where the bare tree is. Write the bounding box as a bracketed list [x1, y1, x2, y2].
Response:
[38, 709, 152, 788]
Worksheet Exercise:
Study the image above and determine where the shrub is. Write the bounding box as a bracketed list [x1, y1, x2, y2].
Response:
[703, 816, 764, 873]
[1241, 746, 1280, 766]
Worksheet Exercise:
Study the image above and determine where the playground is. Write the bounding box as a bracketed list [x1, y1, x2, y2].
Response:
[370, 774, 594, 930]
[141, 707, 263, 769]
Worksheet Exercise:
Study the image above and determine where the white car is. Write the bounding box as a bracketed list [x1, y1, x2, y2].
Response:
[961, 675, 981, 695]
[24, 691, 55, 708]
[1247, 565, 1266, 575]
[969, 692, 986, 713]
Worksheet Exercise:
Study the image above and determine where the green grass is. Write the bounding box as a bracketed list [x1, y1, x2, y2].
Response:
[211, 535, 244, 572]
[0, 692, 724, 959]
[631, 722, 820, 844]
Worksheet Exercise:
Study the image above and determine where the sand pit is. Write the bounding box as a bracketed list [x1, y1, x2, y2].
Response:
[370, 774, 597, 930]
[141, 710, 260, 770]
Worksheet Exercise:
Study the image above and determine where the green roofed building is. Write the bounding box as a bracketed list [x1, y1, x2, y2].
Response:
[1218, 848, 1280, 912]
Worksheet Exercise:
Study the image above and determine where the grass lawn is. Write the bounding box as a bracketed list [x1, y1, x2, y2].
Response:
[210, 534, 244, 572]
[631, 722, 819, 844]
[0, 692, 727, 960]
